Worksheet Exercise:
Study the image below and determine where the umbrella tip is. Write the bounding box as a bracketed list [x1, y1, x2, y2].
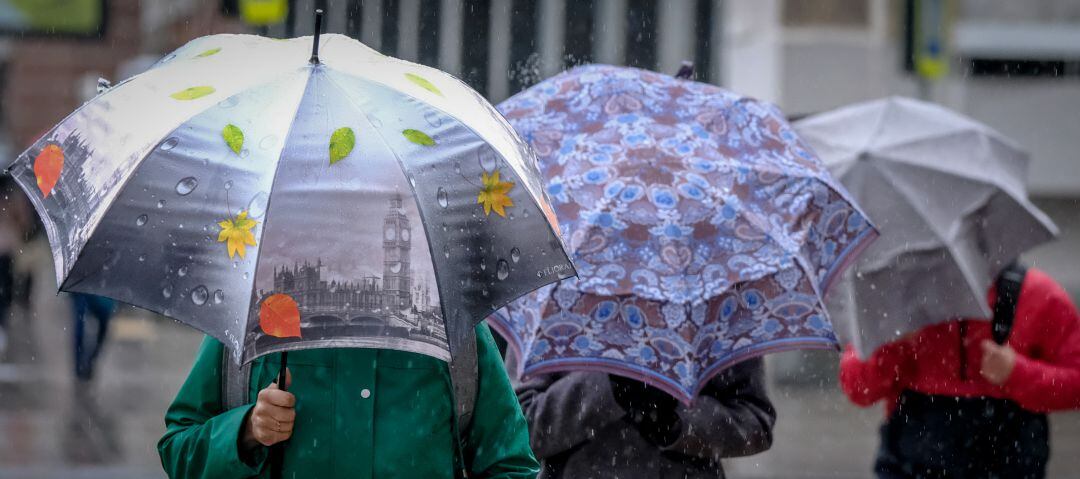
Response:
[310, 9, 324, 65]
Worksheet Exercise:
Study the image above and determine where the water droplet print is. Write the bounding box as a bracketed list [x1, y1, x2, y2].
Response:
[175, 177, 198, 196]
[190, 286, 209, 305]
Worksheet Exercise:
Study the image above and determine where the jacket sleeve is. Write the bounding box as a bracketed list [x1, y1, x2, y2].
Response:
[505, 351, 627, 460]
[1003, 281, 1080, 412]
[465, 324, 542, 479]
[838, 340, 912, 407]
[660, 357, 775, 461]
[158, 337, 267, 479]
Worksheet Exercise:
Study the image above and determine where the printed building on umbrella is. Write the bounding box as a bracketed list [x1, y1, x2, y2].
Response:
[259, 194, 446, 347]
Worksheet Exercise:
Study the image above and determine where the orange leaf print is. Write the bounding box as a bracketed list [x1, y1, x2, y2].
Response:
[33, 144, 64, 198]
[259, 293, 302, 339]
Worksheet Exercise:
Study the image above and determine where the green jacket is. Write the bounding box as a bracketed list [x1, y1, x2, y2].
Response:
[158, 324, 539, 478]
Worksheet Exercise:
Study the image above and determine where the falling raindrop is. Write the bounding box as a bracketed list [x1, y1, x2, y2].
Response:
[259, 135, 278, 149]
[213, 290, 225, 304]
[496, 259, 510, 280]
[160, 137, 179, 151]
[136, 214, 148, 226]
[424, 110, 443, 128]
[162, 285, 174, 299]
[437, 188, 448, 208]
[175, 177, 198, 196]
[191, 286, 209, 305]
[247, 192, 270, 219]
[157, 199, 167, 208]
[178, 265, 189, 277]
[511, 247, 521, 263]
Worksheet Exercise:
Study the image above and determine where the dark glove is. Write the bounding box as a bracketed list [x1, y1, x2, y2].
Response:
[609, 374, 682, 447]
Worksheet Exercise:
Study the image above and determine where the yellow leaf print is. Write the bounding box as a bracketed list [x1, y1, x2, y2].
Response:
[217, 210, 258, 259]
[477, 170, 515, 218]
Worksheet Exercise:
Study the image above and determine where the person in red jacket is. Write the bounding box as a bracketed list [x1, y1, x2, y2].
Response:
[839, 266, 1080, 478]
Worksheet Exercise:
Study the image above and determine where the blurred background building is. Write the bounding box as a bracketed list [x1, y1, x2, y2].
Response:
[0, 1, 1076, 477]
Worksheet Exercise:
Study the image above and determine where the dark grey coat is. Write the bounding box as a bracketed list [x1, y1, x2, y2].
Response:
[507, 353, 776, 479]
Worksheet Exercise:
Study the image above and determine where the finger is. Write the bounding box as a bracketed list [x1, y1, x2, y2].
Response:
[263, 405, 296, 424]
[261, 389, 297, 408]
[980, 339, 998, 353]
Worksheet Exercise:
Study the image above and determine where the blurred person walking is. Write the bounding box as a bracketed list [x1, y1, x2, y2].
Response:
[70, 293, 115, 380]
[839, 264, 1080, 478]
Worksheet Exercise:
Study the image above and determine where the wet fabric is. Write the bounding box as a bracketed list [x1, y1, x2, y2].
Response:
[491, 64, 876, 403]
[508, 350, 774, 479]
[158, 323, 539, 479]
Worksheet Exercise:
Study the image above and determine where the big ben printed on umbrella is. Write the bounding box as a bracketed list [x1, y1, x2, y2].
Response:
[4, 31, 575, 364]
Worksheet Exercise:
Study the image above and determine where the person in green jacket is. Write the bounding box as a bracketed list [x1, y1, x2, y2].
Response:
[158, 323, 540, 478]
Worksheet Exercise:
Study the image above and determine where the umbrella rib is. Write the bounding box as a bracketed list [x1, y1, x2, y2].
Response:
[872, 164, 992, 310]
[240, 69, 319, 362]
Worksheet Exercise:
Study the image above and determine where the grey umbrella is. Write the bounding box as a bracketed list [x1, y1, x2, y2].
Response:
[795, 96, 1058, 355]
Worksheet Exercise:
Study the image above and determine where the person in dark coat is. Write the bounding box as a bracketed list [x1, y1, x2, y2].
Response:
[507, 350, 775, 479]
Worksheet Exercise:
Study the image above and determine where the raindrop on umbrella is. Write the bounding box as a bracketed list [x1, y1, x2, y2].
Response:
[218, 96, 239, 109]
[424, 110, 443, 128]
[138, 255, 146, 262]
[178, 265, 189, 277]
[162, 284, 174, 299]
[443, 245, 450, 258]
[175, 177, 199, 196]
[454, 161, 461, 174]
[160, 137, 179, 151]
[213, 290, 225, 305]
[247, 192, 270, 219]
[510, 247, 521, 263]
[224, 180, 233, 190]
[191, 286, 209, 305]
[239, 149, 251, 159]
[478, 149, 497, 173]
[259, 135, 278, 150]
[496, 259, 510, 280]
[135, 214, 148, 226]
[157, 199, 166, 208]
[437, 187, 449, 208]
[480, 258, 487, 271]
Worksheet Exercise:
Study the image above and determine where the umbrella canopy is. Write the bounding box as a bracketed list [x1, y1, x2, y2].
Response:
[795, 96, 1058, 356]
[5, 33, 574, 364]
[488, 65, 877, 403]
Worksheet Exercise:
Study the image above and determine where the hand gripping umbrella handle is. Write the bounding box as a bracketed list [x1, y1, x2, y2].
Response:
[270, 351, 289, 479]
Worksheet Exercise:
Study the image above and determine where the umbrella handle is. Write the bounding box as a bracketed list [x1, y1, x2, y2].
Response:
[270, 351, 289, 479]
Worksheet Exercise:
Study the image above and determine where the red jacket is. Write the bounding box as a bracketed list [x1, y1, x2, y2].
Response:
[839, 268, 1080, 416]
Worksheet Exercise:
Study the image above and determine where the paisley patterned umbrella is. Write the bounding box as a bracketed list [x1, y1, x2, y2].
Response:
[4, 31, 574, 366]
[488, 65, 876, 403]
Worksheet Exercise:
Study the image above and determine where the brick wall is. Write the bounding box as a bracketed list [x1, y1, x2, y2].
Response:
[3, 0, 246, 150]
